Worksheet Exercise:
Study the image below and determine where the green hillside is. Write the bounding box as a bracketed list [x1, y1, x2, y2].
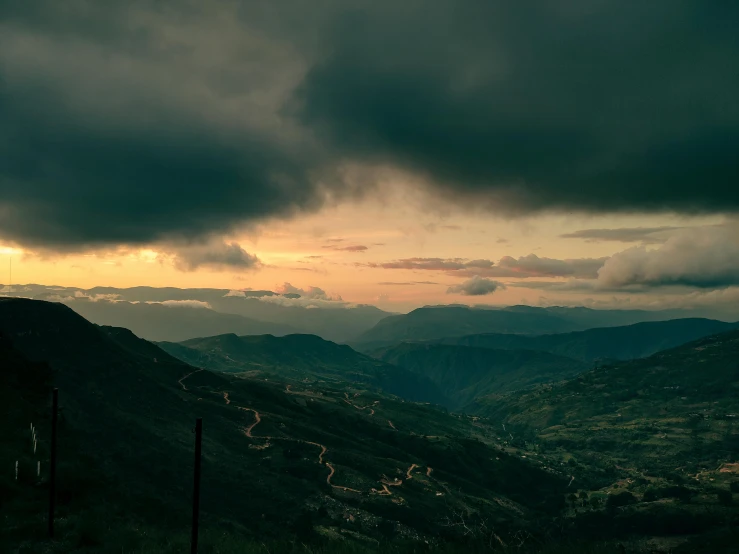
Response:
[158, 333, 450, 406]
[437, 318, 739, 362]
[468, 331, 739, 549]
[370, 343, 588, 409]
[0, 298, 569, 553]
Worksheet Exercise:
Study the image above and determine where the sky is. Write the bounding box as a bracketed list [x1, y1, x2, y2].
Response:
[1, 1, 738, 316]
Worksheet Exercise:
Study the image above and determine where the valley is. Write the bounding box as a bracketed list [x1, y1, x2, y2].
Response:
[2, 297, 738, 553]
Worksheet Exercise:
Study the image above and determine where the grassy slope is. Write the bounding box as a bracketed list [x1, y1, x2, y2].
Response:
[369, 343, 588, 409]
[0, 298, 567, 553]
[468, 331, 739, 548]
[158, 333, 451, 406]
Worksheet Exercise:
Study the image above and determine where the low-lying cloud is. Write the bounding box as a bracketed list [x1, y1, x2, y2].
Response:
[146, 300, 213, 309]
[597, 223, 739, 289]
[170, 241, 261, 272]
[447, 276, 504, 296]
[275, 282, 342, 301]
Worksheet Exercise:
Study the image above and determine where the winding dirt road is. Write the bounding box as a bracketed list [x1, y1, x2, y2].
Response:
[182, 375, 438, 499]
[237, 406, 261, 438]
[178, 369, 203, 391]
[342, 393, 379, 416]
[232, 398, 363, 493]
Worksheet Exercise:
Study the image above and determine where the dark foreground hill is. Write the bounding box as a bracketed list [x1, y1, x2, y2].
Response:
[436, 318, 739, 363]
[0, 298, 570, 553]
[369, 343, 588, 409]
[158, 333, 450, 406]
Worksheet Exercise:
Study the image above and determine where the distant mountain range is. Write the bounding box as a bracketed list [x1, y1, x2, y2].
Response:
[3, 284, 391, 343]
[6, 285, 735, 351]
[353, 305, 705, 347]
[433, 318, 739, 362]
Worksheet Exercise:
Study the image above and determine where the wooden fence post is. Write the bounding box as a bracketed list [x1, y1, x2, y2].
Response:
[48, 388, 58, 538]
[191, 418, 203, 554]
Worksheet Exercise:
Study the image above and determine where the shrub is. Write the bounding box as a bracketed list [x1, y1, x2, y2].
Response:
[717, 490, 733, 506]
[606, 491, 637, 512]
[642, 489, 659, 502]
[658, 485, 694, 503]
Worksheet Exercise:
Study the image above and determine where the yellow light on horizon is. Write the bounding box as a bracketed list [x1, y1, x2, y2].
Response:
[0, 246, 23, 256]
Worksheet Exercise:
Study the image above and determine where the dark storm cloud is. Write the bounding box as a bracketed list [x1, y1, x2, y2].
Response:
[560, 227, 683, 244]
[1, 2, 738, 251]
[447, 276, 504, 296]
[0, 1, 335, 249]
[295, 1, 739, 214]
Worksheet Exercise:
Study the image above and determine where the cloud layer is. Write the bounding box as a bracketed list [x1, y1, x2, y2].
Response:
[296, 2, 739, 215]
[1, 2, 738, 249]
[274, 282, 342, 301]
[560, 226, 682, 244]
[597, 223, 739, 288]
[369, 254, 606, 279]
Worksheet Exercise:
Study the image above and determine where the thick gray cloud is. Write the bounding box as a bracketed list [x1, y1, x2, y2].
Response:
[0, 1, 334, 249]
[447, 276, 504, 296]
[1, 1, 738, 250]
[368, 254, 606, 278]
[597, 223, 739, 288]
[171, 241, 260, 272]
[295, 1, 739, 214]
[560, 227, 683, 244]
[493, 254, 607, 279]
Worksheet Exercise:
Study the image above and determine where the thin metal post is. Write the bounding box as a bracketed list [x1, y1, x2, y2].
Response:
[48, 388, 58, 538]
[191, 418, 203, 554]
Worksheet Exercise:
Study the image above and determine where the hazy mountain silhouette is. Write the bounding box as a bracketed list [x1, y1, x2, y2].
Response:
[435, 318, 739, 362]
